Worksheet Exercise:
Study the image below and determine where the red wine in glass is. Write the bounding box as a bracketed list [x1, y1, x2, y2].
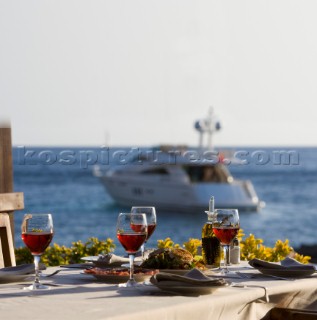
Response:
[116, 212, 147, 287]
[147, 224, 156, 240]
[21, 213, 54, 290]
[21, 232, 53, 255]
[212, 209, 240, 274]
[117, 232, 147, 253]
[212, 227, 239, 245]
[130, 223, 146, 233]
[131, 207, 156, 257]
[130, 223, 155, 240]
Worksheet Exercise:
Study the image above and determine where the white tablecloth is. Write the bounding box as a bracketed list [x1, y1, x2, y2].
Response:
[0, 263, 316, 320]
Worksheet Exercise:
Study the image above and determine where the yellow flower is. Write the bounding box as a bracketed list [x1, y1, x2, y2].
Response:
[183, 238, 202, 256]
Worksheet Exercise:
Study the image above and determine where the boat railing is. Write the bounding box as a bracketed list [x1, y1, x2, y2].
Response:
[241, 180, 259, 202]
[92, 165, 106, 178]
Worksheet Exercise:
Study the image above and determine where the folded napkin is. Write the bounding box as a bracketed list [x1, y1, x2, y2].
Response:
[281, 257, 316, 270]
[95, 253, 129, 266]
[95, 253, 142, 267]
[150, 268, 227, 287]
[249, 257, 316, 271]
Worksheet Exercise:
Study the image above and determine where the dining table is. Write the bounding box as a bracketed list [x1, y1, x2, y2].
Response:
[0, 261, 316, 320]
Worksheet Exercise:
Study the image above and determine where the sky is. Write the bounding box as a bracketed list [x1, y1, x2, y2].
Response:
[1, 1, 317, 147]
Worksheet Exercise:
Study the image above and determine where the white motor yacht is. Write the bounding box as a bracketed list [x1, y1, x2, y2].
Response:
[94, 109, 264, 212]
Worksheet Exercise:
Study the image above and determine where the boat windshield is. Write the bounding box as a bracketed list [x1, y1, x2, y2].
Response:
[139, 168, 169, 175]
[183, 164, 232, 183]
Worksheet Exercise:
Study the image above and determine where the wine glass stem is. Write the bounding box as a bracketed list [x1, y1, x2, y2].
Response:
[129, 254, 135, 281]
[141, 243, 145, 259]
[33, 254, 41, 285]
[226, 245, 231, 266]
[223, 245, 229, 273]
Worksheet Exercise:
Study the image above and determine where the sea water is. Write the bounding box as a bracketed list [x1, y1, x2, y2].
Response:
[12, 146, 317, 254]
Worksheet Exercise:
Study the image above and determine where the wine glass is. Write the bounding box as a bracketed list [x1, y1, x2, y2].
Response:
[21, 213, 54, 290]
[131, 206, 156, 258]
[116, 212, 147, 287]
[212, 209, 239, 274]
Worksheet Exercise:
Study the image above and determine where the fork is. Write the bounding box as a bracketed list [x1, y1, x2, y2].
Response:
[41, 269, 62, 277]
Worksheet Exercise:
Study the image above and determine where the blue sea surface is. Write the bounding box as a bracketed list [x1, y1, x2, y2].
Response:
[12, 146, 317, 254]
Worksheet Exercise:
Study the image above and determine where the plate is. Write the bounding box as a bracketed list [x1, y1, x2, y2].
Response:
[81, 256, 141, 267]
[60, 263, 92, 269]
[0, 264, 34, 283]
[153, 281, 228, 295]
[257, 267, 315, 278]
[83, 268, 158, 284]
[81, 256, 100, 262]
[0, 274, 33, 283]
[150, 268, 229, 295]
[119, 262, 143, 268]
[81, 256, 114, 267]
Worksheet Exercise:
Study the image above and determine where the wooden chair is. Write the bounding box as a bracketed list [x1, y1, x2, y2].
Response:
[0, 126, 25, 268]
[0, 192, 24, 268]
[268, 307, 317, 320]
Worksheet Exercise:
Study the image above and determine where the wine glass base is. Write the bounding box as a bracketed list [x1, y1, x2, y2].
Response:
[211, 268, 227, 274]
[23, 283, 51, 290]
[219, 269, 230, 275]
[118, 279, 142, 288]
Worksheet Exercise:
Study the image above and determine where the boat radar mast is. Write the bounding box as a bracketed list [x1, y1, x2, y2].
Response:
[194, 108, 221, 150]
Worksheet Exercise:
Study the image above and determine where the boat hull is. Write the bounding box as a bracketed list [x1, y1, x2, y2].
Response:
[98, 175, 262, 212]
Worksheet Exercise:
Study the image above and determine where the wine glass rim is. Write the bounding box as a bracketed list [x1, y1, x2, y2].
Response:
[119, 212, 147, 215]
[131, 206, 156, 209]
[117, 212, 148, 222]
[24, 213, 53, 216]
[214, 208, 239, 212]
[130, 207, 156, 218]
[131, 206, 155, 208]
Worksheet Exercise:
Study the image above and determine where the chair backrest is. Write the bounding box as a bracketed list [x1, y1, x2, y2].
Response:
[269, 307, 317, 320]
[0, 192, 24, 268]
[0, 127, 25, 268]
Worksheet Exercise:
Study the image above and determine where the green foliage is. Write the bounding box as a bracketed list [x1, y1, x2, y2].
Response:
[15, 237, 115, 266]
[183, 238, 202, 256]
[240, 234, 267, 261]
[293, 252, 311, 264]
[16, 232, 311, 267]
[157, 230, 311, 264]
[240, 235, 310, 263]
[15, 247, 34, 264]
[157, 237, 180, 249]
